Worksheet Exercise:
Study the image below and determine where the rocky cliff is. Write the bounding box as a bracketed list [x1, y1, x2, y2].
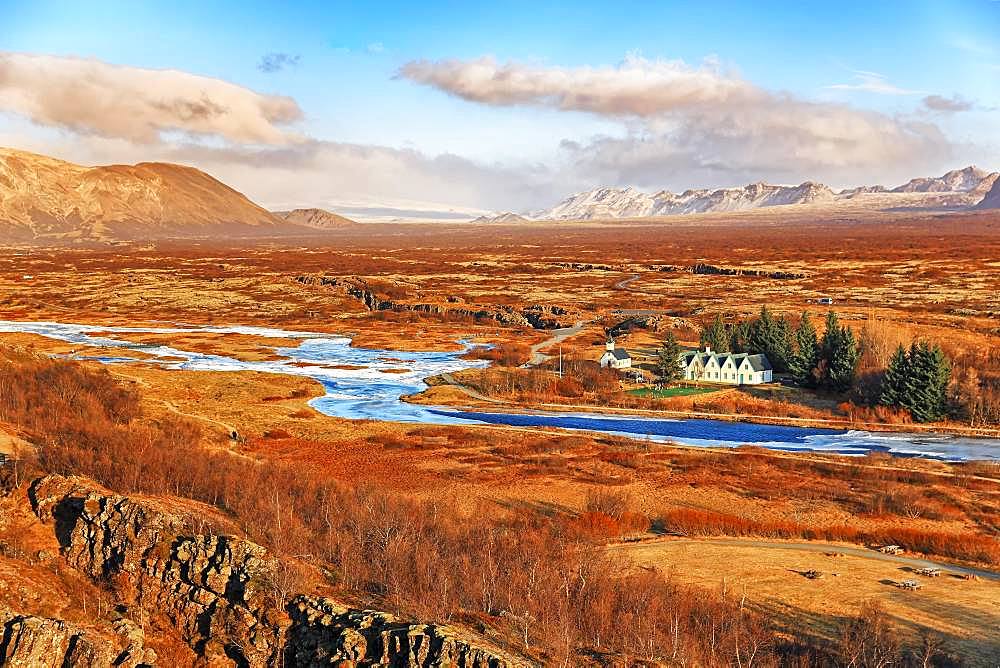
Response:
[7, 474, 529, 668]
[0, 614, 153, 668]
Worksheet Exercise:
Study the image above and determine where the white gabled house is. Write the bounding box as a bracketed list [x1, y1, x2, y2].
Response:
[599, 336, 632, 370]
[680, 346, 772, 385]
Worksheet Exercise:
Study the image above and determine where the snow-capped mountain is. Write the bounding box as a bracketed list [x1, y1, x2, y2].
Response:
[891, 166, 997, 194]
[839, 185, 889, 197]
[530, 166, 999, 221]
[532, 182, 835, 220]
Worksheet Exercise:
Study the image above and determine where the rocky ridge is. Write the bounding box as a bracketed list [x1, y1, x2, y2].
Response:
[295, 274, 571, 329]
[6, 474, 529, 667]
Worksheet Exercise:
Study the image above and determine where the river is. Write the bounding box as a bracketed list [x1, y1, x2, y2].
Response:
[1, 320, 997, 462]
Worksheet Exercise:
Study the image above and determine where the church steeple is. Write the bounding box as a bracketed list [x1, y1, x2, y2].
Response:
[606, 335, 615, 352]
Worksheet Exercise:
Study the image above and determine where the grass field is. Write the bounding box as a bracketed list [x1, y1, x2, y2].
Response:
[628, 385, 721, 398]
[611, 537, 1000, 668]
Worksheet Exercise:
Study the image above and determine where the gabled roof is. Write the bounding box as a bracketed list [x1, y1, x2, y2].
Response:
[605, 348, 630, 360]
[679, 349, 772, 372]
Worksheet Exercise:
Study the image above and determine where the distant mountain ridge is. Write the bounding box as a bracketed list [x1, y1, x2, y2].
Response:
[468, 212, 531, 224]
[273, 208, 357, 229]
[531, 167, 999, 221]
[891, 166, 997, 194]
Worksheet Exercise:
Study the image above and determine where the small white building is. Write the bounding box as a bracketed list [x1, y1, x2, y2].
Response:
[680, 347, 772, 385]
[599, 336, 632, 369]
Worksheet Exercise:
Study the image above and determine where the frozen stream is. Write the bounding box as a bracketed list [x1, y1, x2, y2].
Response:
[2, 321, 998, 462]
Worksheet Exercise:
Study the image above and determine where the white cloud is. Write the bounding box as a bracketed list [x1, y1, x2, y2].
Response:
[399, 54, 760, 117]
[366, 42, 385, 55]
[0, 51, 303, 144]
[399, 55, 953, 191]
[825, 71, 922, 95]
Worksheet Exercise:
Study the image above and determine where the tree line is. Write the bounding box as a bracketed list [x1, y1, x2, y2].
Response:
[693, 307, 860, 392]
[670, 308, 955, 423]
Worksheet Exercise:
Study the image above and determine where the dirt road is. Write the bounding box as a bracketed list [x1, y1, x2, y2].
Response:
[526, 321, 588, 366]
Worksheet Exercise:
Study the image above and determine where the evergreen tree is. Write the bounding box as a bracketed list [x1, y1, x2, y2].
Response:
[830, 325, 860, 393]
[699, 314, 731, 353]
[817, 311, 858, 392]
[790, 312, 819, 386]
[879, 344, 909, 407]
[748, 305, 774, 354]
[818, 311, 842, 389]
[878, 341, 951, 423]
[655, 331, 684, 383]
[729, 320, 752, 354]
[772, 315, 795, 373]
[904, 342, 951, 422]
[747, 306, 794, 373]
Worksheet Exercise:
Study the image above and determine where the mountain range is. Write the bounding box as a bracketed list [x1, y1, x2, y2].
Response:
[1, 147, 997, 242]
[528, 166, 999, 220]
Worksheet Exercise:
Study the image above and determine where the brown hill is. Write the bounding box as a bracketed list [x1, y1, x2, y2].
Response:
[273, 207, 357, 229]
[0, 147, 304, 242]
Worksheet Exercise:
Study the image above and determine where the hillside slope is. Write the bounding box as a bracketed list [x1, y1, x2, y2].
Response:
[976, 179, 1000, 209]
[273, 207, 357, 229]
[0, 473, 530, 667]
[0, 148, 302, 242]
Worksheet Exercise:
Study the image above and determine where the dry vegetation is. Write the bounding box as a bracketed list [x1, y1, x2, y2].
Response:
[1, 211, 999, 664]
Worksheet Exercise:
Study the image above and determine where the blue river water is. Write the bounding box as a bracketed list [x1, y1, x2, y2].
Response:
[1, 320, 997, 462]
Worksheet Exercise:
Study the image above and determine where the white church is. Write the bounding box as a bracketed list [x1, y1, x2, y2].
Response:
[599, 336, 632, 369]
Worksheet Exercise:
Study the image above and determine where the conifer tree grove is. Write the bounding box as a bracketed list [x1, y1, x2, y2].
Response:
[879, 341, 951, 422]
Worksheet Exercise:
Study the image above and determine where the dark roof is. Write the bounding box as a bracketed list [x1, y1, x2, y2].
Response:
[747, 354, 772, 371]
[679, 349, 772, 371]
[607, 348, 630, 360]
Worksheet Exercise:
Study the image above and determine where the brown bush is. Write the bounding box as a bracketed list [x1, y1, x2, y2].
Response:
[0, 348, 822, 665]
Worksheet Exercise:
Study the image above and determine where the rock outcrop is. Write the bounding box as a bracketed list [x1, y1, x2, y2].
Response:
[296, 274, 573, 330]
[287, 597, 516, 667]
[25, 475, 530, 667]
[0, 613, 153, 668]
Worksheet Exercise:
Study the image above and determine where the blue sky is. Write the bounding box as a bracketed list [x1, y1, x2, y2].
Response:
[1, 1, 998, 214]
